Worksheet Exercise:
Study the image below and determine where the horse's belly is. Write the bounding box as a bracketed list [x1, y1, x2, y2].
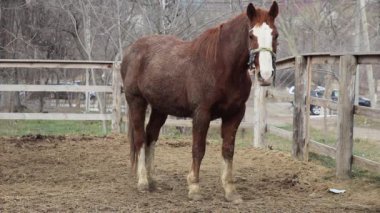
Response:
[149, 99, 193, 117]
[212, 102, 244, 119]
[156, 104, 193, 117]
[142, 87, 193, 117]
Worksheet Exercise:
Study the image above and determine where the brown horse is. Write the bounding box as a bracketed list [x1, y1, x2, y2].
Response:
[121, 2, 279, 203]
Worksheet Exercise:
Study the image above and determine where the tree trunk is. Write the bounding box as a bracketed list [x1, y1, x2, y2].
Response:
[12, 68, 22, 112]
[359, 0, 376, 107]
[81, 1, 107, 133]
[354, 1, 361, 105]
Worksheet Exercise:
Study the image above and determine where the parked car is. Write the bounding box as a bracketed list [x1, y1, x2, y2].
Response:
[288, 86, 322, 115]
[310, 90, 322, 115]
[358, 97, 371, 107]
[289, 86, 372, 115]
[331, 89, 371, 107]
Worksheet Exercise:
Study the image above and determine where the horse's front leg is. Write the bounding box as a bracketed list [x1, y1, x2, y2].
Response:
[221, 106, 245, 203]
[187, 109, 210, 201]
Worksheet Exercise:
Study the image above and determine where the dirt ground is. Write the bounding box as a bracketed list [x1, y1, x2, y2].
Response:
[0, 134, 379, 212]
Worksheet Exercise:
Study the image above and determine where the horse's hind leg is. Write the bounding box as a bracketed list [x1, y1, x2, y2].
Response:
[128, 96, 148, 191]
[220, 106, 245, 203]
[145, 109, 167, 187]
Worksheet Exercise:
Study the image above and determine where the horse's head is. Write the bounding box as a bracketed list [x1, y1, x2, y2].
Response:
[246, 1, 279, 86]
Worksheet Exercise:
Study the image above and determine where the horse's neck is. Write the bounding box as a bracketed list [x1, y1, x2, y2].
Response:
[216, 15, 249, 79]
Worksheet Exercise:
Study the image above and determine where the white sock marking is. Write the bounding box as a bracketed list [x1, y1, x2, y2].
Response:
[137, 144, 148, 185]
[221, 159, 233, 187]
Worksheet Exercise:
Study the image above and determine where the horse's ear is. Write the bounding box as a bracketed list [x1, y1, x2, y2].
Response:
[269, 1, 279, 19]
[247, 3, 256, 21]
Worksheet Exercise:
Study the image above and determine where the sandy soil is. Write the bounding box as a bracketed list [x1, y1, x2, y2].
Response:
[0, 134, 379, 212]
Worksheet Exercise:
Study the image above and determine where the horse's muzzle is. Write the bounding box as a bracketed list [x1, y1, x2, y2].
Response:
[257, 71, 274, 86]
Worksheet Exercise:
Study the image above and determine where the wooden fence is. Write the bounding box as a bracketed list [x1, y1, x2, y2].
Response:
[263, 52, 380, 178]
[0, 60, 117, 126]
[1, 54, 379, 177]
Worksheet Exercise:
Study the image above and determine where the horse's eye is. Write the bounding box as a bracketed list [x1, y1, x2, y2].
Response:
[274, 34, 279, 39]
[249, 35, 253, 39]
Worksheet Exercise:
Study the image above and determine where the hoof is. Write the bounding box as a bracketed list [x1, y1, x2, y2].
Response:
[188, 191, 203, 201]
[137, 181, 149, 192]
[188, 183, 202, 201]
[148, 179, 157, 190]
[225, 193, 243, 204]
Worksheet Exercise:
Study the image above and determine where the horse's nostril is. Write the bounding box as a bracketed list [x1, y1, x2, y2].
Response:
[258, 71, 264, 81]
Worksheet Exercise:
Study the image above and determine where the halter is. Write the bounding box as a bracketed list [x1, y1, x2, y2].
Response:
[247, 47, 277, 86]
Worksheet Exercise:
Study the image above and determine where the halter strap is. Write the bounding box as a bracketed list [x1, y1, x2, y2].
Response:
[247, 47, 276, 67]
[250, 47, 276, 56]
[247, 47, 277, 86]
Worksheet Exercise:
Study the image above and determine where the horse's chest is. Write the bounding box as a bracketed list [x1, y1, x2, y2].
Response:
[223, 92, 245, 109]
[215, 85, 251, 116]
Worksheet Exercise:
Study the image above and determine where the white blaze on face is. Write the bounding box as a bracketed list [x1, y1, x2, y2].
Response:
[252, 23, 273, 81]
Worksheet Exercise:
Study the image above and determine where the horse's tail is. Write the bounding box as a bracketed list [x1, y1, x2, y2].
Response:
[128, 108, 137, 172]
[120, 48, 137, 172]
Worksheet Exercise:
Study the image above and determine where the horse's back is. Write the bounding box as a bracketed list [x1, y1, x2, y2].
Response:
[121, 35, 184, 79]
[121, 35, 196, 117]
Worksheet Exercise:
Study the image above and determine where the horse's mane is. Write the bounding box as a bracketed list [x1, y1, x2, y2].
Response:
[190, 26, 221, 62]
[190, 14, 251, 63]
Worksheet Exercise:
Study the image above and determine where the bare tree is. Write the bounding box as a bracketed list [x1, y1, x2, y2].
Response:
[359, 0, 376, 107]
[1, 0, 379, 114]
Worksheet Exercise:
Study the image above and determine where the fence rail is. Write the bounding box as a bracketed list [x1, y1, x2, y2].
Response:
[0, 113, 112, 121]
[0, 85, 113, 92]
[0, 59, 113, 69]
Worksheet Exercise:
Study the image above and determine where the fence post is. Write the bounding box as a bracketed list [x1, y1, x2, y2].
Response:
[253, 77, 267, 148]
[112, 62, 121, 133]
[304, 57, 312, 161]
[292, 56, 309, 160]
[336, 55, 357, 179]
